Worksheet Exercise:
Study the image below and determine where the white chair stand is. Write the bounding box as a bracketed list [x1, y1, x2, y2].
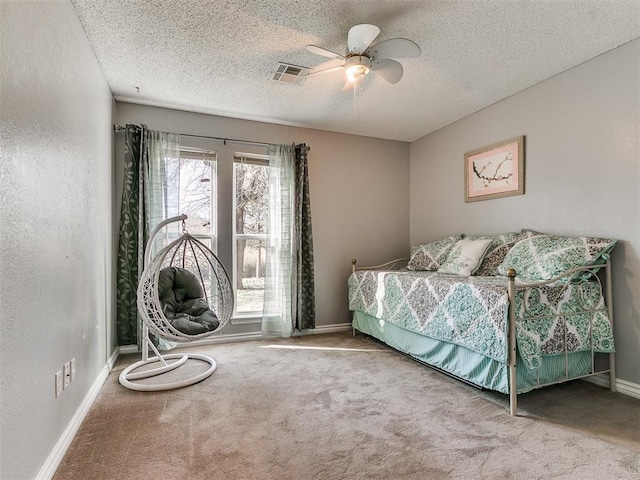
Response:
[119, 215, 233, 391]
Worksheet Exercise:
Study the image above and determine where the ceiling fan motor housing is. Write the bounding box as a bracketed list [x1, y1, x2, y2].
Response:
[345, 55, 371, 81]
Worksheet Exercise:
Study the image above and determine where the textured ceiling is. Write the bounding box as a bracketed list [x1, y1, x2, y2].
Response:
[71, 0, 640, 142]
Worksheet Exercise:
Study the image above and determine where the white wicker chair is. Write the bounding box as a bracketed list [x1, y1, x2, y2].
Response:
[119, 215, 234, 391]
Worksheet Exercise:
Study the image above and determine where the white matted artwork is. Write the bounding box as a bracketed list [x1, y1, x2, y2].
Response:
[464, 136, 525, 202]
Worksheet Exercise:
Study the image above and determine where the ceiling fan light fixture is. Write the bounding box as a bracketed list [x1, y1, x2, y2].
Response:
[345, 55, 371, 82]
[346, 64, 369, 81]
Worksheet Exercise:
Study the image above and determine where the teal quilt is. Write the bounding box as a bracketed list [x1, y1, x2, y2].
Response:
[348, 270, 614, 370]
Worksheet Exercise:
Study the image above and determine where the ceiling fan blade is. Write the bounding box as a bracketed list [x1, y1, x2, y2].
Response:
[371, 58, 404, 84]
[307, 63, 344, 77]
[306, 45, 344, 60]
[364, 38, 421, 60]
[347, 24, 380, 54]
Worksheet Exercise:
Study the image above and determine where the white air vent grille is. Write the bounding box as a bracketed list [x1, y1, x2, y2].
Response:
[272, 62, 309, 86]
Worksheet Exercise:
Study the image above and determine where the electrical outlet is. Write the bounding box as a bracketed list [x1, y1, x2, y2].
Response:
[63, 362, 71, 389]
[70, 358, 76, 382]
[55, 370, 63, 398]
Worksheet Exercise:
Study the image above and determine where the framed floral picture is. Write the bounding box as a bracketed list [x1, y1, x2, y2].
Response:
[464, 136, 525, 202]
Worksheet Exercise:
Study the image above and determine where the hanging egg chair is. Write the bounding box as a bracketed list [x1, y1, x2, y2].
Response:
[119, 215, 234, 391]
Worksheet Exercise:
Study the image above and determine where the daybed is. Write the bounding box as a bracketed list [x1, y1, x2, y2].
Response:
[348, 231, 617, 415]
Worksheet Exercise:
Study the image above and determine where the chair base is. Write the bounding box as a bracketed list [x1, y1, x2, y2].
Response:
[119, 353, 217, 391]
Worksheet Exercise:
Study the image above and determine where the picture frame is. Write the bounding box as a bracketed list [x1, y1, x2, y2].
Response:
[464, 136, 525, 202]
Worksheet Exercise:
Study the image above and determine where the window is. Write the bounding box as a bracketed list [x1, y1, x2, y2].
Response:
[174, 145, 268, 323]
[233, 154, 269, 316]
[178, 148, 217, 252]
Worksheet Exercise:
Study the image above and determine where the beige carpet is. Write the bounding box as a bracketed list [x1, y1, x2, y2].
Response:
[54, 332, 640, 479]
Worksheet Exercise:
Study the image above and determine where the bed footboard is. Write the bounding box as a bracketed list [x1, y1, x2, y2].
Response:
[506, 262, 615, 416]
[506, 269, 518, 416]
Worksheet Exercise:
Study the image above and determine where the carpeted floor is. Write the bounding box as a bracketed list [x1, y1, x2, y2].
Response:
[54, 332, 640, 479]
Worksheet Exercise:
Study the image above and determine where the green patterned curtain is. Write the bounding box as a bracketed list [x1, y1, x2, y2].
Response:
[294, 144, 315, 330]
[262, 144, 315, 337]
[116, 125, 181, 346]
[116, 125, 147, 345]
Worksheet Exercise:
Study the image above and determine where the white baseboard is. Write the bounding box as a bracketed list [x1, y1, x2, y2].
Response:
[195, 323, 353, 342]
[36, 363, 111, 480]
[583, 374, 640, 400]
[117, 323, 353, 351]
[181, 323, 352, 345]
[300, 323, 352, 335]
[118, 344, 138, 355]
[107, 347, 120, 370]
[189, 331, 264, 346]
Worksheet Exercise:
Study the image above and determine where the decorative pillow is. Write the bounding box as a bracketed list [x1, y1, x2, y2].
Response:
[498, 234, 617, 281]
[437, 238, 494, 276]
[465, 232, 520, 276]
[407, 236, 462, 271]
[470, 230, 544, 276]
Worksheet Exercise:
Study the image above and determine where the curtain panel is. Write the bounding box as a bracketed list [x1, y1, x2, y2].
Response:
[116, 125, 180, 346]
[294, 144, 315, 331]
[116, 125, 145, 346]
[262, 143, 315, 337]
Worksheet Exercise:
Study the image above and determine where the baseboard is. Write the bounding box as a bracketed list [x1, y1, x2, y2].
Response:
[107, 347, 120, 370]
[35, 363, 111, 480]
[186, 324, 352, 345]
[188, 331, 264, 346]
[117, 324, 353, 350]
[118, 344, 138, 354]
[300, 323, 352, 335]
[582, 374, 640, 400]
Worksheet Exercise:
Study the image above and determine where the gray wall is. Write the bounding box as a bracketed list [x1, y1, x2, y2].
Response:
[410, 39, 640, 385]
[116, 103, 410, 333]
[0, 2, 114, 479]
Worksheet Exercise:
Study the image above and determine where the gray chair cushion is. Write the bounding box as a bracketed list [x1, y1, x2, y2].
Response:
[157, 267, 220, 335]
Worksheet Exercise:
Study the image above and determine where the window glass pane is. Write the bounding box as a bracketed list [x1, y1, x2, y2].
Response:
[235, 238, 265, 313]
[180, 157, 214, 235]
[234, 162, 268, 235]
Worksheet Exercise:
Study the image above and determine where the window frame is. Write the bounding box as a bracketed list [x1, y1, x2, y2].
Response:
[231, 153, 269, 322]
[177, 146, 218, 252]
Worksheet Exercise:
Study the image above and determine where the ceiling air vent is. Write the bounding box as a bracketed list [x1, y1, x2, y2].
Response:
[272, 62, 309, 86]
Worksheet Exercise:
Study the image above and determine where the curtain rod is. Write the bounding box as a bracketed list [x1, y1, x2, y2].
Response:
[113, 124, 309, 150]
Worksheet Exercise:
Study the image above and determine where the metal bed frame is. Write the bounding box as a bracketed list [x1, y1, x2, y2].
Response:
[350, 258, 616, 416]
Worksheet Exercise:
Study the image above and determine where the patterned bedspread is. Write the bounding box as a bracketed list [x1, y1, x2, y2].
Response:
[348, 270, 614, 370]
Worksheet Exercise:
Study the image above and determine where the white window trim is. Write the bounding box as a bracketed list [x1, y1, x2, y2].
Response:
[231, 153, 269, 322]
[179, 147, 218, 254]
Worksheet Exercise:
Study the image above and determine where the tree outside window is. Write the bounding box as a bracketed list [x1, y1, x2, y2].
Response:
[234, 157, 268, 314]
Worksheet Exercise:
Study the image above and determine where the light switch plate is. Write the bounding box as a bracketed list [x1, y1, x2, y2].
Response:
[63, 362, 71, 389]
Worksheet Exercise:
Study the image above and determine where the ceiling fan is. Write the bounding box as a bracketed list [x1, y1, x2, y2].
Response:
[305, 24, 421, 88]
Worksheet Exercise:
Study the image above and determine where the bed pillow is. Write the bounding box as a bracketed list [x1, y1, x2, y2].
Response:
[407, 235, 462, 271]
[498, 234, 617, 281]
[437, 238, 494, 276]
[471, 230, 544, 276]
[465, 232, 520, 276]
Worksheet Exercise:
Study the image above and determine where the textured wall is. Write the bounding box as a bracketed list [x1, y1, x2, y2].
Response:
[0, 2, 114, 479]
[410, 39, 640, 385]
[116, 103, 410, 334]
